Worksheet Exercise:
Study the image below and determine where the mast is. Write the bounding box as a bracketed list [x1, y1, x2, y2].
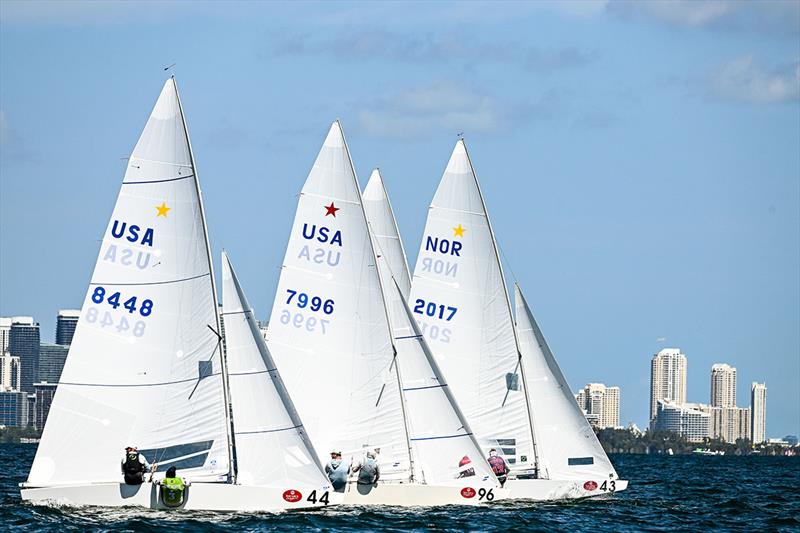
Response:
[338, 121, 416, 482]
[173, 76, 237, 483]
[460, 138, 540, 475]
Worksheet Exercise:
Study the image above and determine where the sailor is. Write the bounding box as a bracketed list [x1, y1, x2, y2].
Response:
[157, 466, 190, 508]
[487, 448, 509, 487]
[121, 446, 154, 485]
[353, 450, 380, 486]
[457, 455, 475, 478]
[325, 451, 349, 493]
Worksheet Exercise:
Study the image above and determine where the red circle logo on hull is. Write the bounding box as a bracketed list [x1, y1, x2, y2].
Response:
[283, 489, 302, 503]
[583, 481, 598, 491]
[461, 487, 476, 498]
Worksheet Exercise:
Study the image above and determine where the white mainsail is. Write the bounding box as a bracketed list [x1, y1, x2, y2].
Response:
[28, 78, 231, 486]
[514, 285, 618, 481]
[265, 122, 411, 480]
[409, 139, 536, 473]
[362, 169, 412, 298]
[221, 251, 330, 489]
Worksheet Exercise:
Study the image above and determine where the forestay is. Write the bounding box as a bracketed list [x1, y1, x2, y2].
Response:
[409, 140, 535, 472]
[265, 122, 410, 480]
[221, 252, 330, 489]
[362, 169, 412, 298]
[514, 285, 618, 481]
[28, 78, 230, 486]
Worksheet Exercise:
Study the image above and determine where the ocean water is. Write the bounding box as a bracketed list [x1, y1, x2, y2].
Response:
[2, 444, 798, 532]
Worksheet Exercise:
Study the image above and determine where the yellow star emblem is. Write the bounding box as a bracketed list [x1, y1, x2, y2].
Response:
[156, 202, 171, 218]
[453, 224, 466, 237]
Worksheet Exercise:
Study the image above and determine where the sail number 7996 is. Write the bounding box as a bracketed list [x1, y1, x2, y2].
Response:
[285, 289, 334, 314]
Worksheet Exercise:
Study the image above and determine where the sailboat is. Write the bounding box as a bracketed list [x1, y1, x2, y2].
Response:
[265, 123, 504, 505]
[21, 78, 337, 510]
[409, 139, 627, 499]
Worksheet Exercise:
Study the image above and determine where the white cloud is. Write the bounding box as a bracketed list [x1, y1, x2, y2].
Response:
[712, 55, 800, 104]
[358, 83, 505, 139]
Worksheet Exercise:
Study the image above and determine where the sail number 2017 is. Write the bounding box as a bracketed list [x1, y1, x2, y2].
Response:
[413, 299, 457, 321]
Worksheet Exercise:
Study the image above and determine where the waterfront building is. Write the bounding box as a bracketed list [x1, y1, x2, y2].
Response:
[9, 317, 40, 393]
[55, 310, 80, 345]
[0, 390, 29, 427]
[33, 382, 57, 430]
[652, 400, 709, 443]
[0, 317, 11, 354]
[575, 383, 620, 428]
[751, 382, 767, 444]
[37, 343, 69, 383]
[710, 363, 737, 407]
[0, 354, 22, 391]
[650, 348, 687, 424]
[709, 406, 751, 443]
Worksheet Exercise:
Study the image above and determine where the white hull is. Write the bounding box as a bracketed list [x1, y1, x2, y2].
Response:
[342, 481, 509, 506]
[504, 478, 629, 500]
[20, 482, 343, 511]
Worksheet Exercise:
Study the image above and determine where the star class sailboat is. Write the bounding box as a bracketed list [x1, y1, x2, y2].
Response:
[265, 123, 504, 506]
[362, 168, 506, 503]
[409, 139, 627, 500]
[21, 78, 337, 511]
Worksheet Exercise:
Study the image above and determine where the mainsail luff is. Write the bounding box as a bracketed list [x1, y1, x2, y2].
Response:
[459, 141, 540, 473]
[173, 76, 235, 483]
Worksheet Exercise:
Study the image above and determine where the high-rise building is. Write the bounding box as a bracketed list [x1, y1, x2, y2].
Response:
[55, 310, 80, 345]
[0, 390, 29, 427]
[575, 383, 620, 429]
[650, 348, 687, 424]
[0, 354, 22, 391]
[710, 363, 737, 407]
[652, 400, 709, 442]
[9, 317, 40, 393]
[33, 381, 57, 430]
[37, 343, 69, 384]
[0, 317, 12, 354]
[751, 382, 767, 444]
[709, 406, 750, 443]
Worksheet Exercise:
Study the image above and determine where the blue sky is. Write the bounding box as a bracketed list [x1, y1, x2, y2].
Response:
[1, 1, 798, 436]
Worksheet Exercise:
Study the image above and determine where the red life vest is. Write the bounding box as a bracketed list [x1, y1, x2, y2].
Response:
[488, 455, 508, 476]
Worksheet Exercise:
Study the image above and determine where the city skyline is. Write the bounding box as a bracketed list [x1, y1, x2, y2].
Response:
[1, 1, 798, 436]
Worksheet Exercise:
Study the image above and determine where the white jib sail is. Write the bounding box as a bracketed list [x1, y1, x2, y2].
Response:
[362, 169, 412, 298]
[265, 122, 411, 480]
[514, 285, 618, 481]
[28, 78, 230, 486]
[221, 251, 330, 489]
[409, 139, 535, 472]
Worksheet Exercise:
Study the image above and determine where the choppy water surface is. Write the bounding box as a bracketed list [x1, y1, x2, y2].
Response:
[2, 444, 798, 532]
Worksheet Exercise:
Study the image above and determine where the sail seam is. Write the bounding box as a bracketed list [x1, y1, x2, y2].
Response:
[236, 424, 302, 435]
[410, 433, 472, 441]
[57, 372, 221, 387]
[403, 384, 447, 392]
[429, 205, 487, 217]
[90, 272, 209, 287]
[122, 174, 195, 185]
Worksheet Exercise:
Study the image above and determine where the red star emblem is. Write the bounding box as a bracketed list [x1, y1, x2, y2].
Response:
[324, 202, 340, 217]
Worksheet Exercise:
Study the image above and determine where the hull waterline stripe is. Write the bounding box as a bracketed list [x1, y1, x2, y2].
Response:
[410, 433, 472, 441]
[58, 372, 221, 388]
[403, 384, 447, 392]
[90, 272, 210, 287]
[122, 174, 195, 185]
[236, 424, 302, 436]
